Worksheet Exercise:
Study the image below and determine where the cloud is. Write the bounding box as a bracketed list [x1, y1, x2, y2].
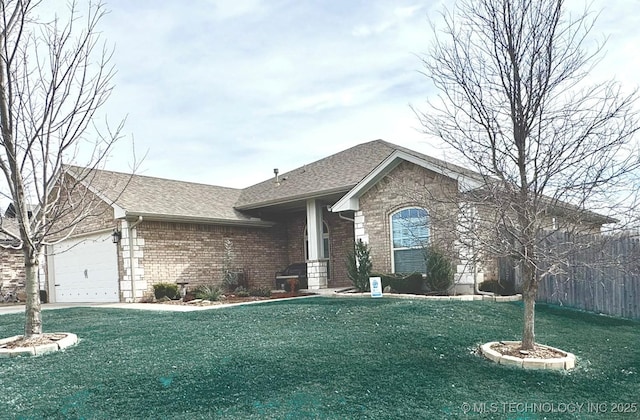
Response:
[78, 0, 640, 192]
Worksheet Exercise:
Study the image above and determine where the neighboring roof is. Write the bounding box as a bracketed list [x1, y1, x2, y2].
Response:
[236, 139, 482, 210]
[65, 166, 270, 226]
[4, 203, 34, 219]
[0, 216, 21, 243]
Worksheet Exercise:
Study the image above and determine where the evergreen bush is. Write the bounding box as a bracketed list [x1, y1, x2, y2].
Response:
[346, 239, 373, 291]
[424, 246, 454, 294]
[153, 282, 179, 300]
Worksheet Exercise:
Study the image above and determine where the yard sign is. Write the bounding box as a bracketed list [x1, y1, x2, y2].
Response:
[369, 277, 383, 298]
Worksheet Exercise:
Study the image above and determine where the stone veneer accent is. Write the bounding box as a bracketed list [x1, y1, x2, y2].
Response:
[354, 211, 367, 243]
[119, 220, 146, 302]
[306, 260, 328, 289]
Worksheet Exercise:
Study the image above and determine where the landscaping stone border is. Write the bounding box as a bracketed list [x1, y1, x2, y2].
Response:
[0, 333, 78, 357]
[333, 292, 522, 302]
[480, 341, 576, 370]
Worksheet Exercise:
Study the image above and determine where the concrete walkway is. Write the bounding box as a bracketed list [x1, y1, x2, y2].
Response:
[0, 289, 517, 316]
[0, 292, 325, 315]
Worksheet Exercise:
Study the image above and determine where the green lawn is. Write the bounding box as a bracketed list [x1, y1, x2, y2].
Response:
[0, 297, 638, 419]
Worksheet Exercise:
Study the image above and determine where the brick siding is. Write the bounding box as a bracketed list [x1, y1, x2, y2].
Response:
[0, 247, 25, 291]
[47, 175, 117, 239]
[359, 161, 459, 274]
[136, 221, 289, 292]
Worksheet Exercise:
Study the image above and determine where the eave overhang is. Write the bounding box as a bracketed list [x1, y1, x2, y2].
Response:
[234, 186, 353, 211]
[116, 212, 276, 228]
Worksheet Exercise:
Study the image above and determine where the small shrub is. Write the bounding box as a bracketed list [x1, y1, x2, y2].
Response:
[234, 286, 250, 297]
[346, 239, 373, 291]
[375, 273, 424, 294]
[249, 287, 271, 297]
[222, 270, 239, 292]
[193, 284, 223, 301]
[153, 282, 179, 300]
[424, 246, 454, 294]
[221, 239, 239, 291]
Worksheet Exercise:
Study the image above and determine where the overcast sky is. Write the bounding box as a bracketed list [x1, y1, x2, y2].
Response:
[92, 0, 639, 189]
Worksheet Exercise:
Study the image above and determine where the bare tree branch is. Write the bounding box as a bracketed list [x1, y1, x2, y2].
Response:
[417, 0, 640, 349]
[0, 0, 131, 337]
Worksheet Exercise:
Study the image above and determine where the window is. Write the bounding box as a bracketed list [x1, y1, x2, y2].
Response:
[391, 207, 429, 273]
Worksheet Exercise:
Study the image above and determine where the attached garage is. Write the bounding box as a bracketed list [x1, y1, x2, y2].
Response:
[48, 231, 119, 303]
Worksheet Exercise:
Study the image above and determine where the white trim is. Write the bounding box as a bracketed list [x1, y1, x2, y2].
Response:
[306, 199, 324, 260]
[304, 221, 330, 260]
[330, 150, 483, 212]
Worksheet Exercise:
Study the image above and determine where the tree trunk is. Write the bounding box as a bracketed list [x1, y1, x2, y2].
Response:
[521, 260, 537, 350]
[23, 249, 42, 337]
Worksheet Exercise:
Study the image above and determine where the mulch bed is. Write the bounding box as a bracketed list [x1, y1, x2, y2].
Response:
[157, 292, 316, 306]
[490, 341, 566, 359]
[2, 333, 67, 349]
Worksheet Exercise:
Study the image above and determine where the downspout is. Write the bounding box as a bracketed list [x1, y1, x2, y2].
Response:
[128, 216, 143, 301]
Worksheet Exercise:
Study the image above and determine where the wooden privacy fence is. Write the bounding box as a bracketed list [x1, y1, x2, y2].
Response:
[503, 232, 640, 320]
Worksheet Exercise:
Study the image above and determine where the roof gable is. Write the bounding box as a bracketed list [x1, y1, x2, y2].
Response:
[330, 149, 485, 212]
[235, 140, 398, 209]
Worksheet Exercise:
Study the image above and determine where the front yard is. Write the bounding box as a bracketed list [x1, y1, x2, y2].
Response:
[0, 297, 638, 418]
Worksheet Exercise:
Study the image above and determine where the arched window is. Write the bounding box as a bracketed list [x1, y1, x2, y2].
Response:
[391, 207, 429, 273]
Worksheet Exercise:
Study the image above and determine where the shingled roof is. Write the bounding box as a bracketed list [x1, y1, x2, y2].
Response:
[65, 166, 268, 225]
[65, 140, 481, 223]
[235, 139, 480, 209]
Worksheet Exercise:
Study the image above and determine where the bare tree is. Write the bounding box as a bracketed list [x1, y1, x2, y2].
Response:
[0, 0, 125, 339]
[417, 0, 640, 349]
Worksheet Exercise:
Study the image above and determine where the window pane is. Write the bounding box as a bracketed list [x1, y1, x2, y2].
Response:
[394, 249, 427, 273]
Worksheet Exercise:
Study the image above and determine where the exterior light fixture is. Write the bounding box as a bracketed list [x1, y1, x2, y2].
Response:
[112, 228, 121, 244]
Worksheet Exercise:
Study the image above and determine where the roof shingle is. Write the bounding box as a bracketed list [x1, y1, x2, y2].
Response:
[66, 166, 259, 224]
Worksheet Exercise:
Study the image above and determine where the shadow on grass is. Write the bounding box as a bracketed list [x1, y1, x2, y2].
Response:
[0, 298, 638, 419]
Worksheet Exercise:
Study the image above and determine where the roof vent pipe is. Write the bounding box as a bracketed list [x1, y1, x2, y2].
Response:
[274, 168, 280, 185]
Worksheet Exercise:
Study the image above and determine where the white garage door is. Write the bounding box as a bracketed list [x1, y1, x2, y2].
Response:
[52, 232, 119, 302]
